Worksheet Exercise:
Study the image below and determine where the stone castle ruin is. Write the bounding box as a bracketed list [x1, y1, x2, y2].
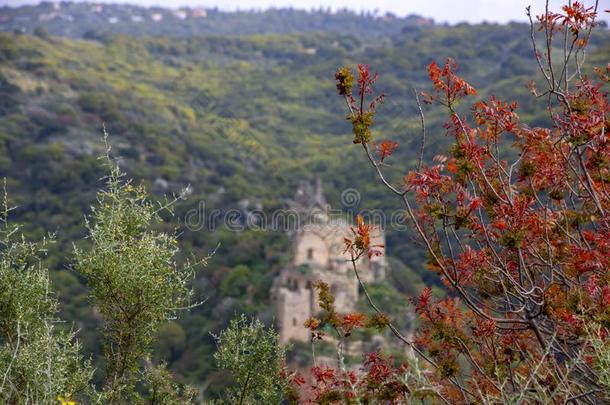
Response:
[271, 179, 386, 344]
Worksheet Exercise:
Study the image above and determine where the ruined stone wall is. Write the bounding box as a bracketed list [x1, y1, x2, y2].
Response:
[276, 287, 312, 343]
[294, 232, 331, 269]
[273, 197, 387, 344]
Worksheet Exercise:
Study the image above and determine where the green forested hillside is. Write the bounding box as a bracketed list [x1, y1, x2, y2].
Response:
[0, 16, 608, 394]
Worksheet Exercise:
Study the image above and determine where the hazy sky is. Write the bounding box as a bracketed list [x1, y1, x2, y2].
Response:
[1, 0, 608, 25]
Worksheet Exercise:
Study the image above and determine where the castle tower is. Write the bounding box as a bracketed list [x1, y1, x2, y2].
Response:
[271, 179, 386, 344]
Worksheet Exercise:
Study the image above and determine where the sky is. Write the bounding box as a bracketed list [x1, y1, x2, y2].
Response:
[0, 0, 608, 25]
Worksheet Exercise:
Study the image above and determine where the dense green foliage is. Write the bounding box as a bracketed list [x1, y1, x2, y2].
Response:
[0, 5, 608, 395]
[0, 154, 204, 403]
[73, 146, 202, 402]
[0, 190, 92, 403]
[213, 315, 288, 404]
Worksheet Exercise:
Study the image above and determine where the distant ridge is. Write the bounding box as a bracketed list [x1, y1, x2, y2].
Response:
[0, 1, 436, 38]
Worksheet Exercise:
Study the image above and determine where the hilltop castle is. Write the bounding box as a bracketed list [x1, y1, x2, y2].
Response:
[271, 179, 386, 344]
